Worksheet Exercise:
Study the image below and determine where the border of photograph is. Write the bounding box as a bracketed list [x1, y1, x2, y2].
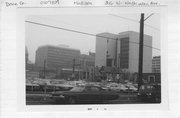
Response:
[17, 7, 168, 112]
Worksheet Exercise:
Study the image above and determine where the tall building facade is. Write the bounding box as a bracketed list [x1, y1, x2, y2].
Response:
[95, 31, 152, 73]
[79, 52, 95, 80]
[80, 53, 95, 68]
[25, 46, 29, 65]
[152, 56, 161, 73]
[35, 45, 80, 70]
[95, 32, 118, 68]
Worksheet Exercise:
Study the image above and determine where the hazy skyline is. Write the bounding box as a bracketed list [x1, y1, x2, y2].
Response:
[26, 14, 160, 63]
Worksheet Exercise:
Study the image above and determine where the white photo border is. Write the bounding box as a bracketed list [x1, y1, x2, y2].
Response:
[16, 7, 168, 112]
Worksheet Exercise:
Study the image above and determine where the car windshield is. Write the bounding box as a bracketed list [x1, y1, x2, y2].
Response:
[85, 86, 101, 91]
[70, 87, 84, 92]
[153, 85, 161, 90]
[111, 85, 118, 87]
[140, 85, 145, 90]
[50, 80, 66, 85]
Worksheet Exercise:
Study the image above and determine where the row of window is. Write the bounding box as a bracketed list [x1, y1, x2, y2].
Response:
[152, 65, 160, 67]
[47, 62, 72, 68]
[48, 49, 80, 55]
[48, 51, 80, 57]
[152, 61, 160, 63]
[120, 38, 129, 69]
[48, 47, 80, 52]
[47, 54, 79, 60]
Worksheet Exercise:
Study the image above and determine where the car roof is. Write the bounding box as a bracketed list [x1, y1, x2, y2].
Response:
[141, 83, 161, 86]
[84, 85, 101, 87]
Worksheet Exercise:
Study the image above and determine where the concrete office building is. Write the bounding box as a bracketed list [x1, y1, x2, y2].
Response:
[25, 46, 29, 65]
[80, 53, 95, 68]
[79, 52, 95, 80]
[95, 31, 152, 73]
[95, 32, 118, 68]
[152, 56, 161, 73]
[35, 45, 80, 70]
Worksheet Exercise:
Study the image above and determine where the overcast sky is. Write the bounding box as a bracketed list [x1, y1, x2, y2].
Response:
[25, 14, 160, 63]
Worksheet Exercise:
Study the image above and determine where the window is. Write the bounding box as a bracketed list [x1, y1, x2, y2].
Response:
[148, 75, 155, 83]
[86, 86, 100, 91]
[147, 85, 151, 89]
[70, 87, 85, 92]
[107, 59, 113, 67]
[140, 85, 145, 90]
[120, 37, 129, 69]
[90, 87, 100, 91]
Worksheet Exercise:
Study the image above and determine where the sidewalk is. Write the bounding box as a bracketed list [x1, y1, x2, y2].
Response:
[107, 94, 140, 104]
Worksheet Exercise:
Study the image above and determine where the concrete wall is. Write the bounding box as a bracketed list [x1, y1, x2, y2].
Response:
[46, 45, 80, 69]
[95, 31, 152, 73]
[35, 46, 48, 67]
[143, 33, 152, 73]
[117, 32, 130, 70]
[128, 31, 152, 73]
[128, 31, 139, 73]
[152, 56, 161, 73]
[95, 33, 118, 67]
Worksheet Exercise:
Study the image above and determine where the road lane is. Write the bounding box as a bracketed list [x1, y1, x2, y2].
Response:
[26, 92, 141, 105]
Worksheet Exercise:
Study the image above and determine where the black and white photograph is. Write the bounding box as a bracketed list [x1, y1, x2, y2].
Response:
[2, 0, 180, 117]
[25, 13, 161, 105]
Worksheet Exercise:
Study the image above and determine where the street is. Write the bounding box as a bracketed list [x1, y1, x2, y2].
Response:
[26, 92, 143, 105]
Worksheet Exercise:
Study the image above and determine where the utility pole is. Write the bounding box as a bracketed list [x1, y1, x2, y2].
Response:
[72, 58, 81, 80]
[56, 66, 58, 79]
[138, 13, 144, 90]
[72, 58, 75, 80]
[43, 59, 46, 79]
[115, 38, 118, 68]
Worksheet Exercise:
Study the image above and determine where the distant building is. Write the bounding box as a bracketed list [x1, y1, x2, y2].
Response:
[35, 45, 81, 70]
[79, 53, 95, 80]
[26, 70, 39, 79]
[133, 73, 161, 84]
[152, 56, 161, 73]
[95, 32, 118, 68]
[88, 51, 95, 57]
[95, 31, 152, 73]
[25, 46, 29, 65]
[80, 53, 95, 68]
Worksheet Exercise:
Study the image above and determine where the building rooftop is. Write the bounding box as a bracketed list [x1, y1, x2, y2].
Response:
[153, 56, 161, 58]
[118, 30, 136, 34]
[38, 44, 80, 51]
[96, 32, 118, 39]
[118, 30, 152, 38]
[96, 31, 152, 40]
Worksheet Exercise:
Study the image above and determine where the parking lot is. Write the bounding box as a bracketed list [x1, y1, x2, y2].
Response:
[26, 79, 161, 105]
[26, 92, 142, 105]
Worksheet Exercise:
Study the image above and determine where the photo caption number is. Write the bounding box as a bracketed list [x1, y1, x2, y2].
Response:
[19, 1, 25, 5]
[5, 1, 26, 7]
[105, 1, 114, 5]
[87, 108, 92, 111]
[87, 108, 107, 111]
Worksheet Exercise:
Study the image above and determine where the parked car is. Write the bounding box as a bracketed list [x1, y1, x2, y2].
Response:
[119, 84, 129, 92]
[50, 85, 119, 104]
[26, 83, 40, 92]
[107, 83, 121, 91]
[125, 84, 138, 92]
[137, 84, 161, 103]
[107, 83, 128, 92]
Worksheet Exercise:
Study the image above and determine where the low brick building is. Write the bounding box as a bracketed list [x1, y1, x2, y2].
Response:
[133, 73, 161, 84]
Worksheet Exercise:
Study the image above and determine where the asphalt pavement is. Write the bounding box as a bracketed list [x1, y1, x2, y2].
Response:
[26, 92, 142, 105]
